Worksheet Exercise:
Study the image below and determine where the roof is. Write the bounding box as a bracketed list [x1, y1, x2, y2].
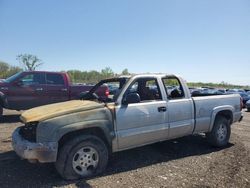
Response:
[22, 70, 66, 74]
[108, 73, 178, 80]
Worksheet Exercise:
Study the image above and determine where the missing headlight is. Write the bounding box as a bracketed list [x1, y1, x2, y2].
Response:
[19, 122, 38, 142]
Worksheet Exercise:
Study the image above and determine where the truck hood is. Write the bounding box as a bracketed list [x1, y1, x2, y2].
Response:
[20, 100, 104, 123]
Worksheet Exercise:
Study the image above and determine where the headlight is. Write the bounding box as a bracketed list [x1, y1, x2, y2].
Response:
[19, 121, 39, 142]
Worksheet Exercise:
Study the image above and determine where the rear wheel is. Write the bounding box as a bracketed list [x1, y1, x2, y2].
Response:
[55, 135, 108, 180]
[206, 116, 231, 147]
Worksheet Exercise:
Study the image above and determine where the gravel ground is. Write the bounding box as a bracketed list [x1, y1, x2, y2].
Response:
[0, 109, 250, 188]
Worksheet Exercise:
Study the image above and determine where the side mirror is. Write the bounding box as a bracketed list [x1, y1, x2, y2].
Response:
[123, 93, 141, 105]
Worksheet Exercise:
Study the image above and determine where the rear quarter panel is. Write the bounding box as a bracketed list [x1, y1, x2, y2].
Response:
[193, 94, 241, 133]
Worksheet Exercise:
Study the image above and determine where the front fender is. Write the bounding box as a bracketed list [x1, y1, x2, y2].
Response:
[54, 120, 114, 145]
[36, 107, 114, 145]
[209, 105, 234, 132]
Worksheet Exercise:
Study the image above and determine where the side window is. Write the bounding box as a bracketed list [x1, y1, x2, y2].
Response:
[125, 78, 162, 103]
[20, 73, 45, 85]
[46, 74, 64, 85]
[162, 77, 185, 99]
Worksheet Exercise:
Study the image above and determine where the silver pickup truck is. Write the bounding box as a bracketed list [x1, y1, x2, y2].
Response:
[12, 74, 243, 180]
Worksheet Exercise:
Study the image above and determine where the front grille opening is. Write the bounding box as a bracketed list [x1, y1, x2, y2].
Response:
[19, 122, 38, 142]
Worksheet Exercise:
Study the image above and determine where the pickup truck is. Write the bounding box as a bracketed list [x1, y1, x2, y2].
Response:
[12, 74, 243, 180]
[0, 71, 109, 116]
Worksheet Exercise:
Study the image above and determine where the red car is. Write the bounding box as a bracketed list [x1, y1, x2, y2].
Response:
[0, 71, 109, 116]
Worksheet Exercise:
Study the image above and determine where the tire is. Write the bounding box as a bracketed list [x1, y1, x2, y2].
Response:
[247, 108, 250, 112]
[206, 116, 231, 147]
[55, 135, 108, 180]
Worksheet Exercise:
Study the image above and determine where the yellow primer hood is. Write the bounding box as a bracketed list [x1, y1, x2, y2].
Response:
[20, 100, 104, 123]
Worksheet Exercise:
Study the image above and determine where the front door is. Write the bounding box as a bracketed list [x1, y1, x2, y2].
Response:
[115, 77, 168, 150]
[7, 72, 47, 110]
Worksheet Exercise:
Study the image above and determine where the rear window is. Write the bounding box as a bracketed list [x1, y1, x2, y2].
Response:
[162, 77, 185, 99]
[46, 74, 64, 85]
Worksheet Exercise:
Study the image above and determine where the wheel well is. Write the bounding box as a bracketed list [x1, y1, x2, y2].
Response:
[216, 110, 233, 125]
[58, 127, 111, 152]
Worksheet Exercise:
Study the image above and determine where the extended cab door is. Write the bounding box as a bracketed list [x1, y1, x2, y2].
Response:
[45, 73, 69, 104]
[162, 76, 195, 139]
[115, 77, 168, 150]
[7, 72, 47, 110]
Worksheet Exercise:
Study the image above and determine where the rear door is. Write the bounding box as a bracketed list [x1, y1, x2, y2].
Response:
[162, 76, 194, 139]
[7, 72, 47, 110]
[115, 77, 168, 150]
[45, 73, 69, 104]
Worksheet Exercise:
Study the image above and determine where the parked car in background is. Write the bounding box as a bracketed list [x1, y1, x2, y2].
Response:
[217, 89, 227, 94]
[240, 93, 250, 107]
[0, 71, 109, 116]
[190, 87, 225, 97]
[227, 91, 250, 107]
[227, 89, 246, 93]
[246, 100, 250, 111]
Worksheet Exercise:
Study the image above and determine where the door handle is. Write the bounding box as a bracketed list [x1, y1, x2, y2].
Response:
[35, 88, 43, 91]
[158, 106, 167, 112]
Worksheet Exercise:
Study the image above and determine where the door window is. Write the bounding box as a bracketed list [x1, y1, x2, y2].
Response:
[125, 78, 162, 102]
[46, 74, 65, 85]
[20, 73, 45, 85]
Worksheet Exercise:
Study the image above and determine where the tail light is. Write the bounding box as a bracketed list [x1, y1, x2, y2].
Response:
[105, 88, 110, 96]
[240, 97, 243, 111]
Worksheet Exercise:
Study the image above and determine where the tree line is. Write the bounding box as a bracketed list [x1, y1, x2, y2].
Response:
[66, 68, 129, 84]
[0, 61, 22, 79]
[0, 54, 249, 89]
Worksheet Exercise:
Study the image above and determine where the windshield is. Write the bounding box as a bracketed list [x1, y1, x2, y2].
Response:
[4, 72, 22, 83]
[82, 77, 130, 103]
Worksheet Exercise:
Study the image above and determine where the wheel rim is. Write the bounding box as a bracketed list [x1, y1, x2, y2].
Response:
[72, 146, 99, 176]
[216, 123, 227, 142]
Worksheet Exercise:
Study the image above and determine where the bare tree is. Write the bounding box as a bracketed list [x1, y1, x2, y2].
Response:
[16, 54, 43, 71]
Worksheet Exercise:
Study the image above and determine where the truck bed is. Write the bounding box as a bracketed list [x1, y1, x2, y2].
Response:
[192, 94, 242, 133]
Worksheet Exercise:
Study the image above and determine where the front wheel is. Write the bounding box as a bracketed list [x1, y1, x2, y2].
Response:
[206, 116, 231, 147]
[55, 135, 108, 180]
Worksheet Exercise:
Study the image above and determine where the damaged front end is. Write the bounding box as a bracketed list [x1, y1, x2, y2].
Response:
[12, 122, 58, 163]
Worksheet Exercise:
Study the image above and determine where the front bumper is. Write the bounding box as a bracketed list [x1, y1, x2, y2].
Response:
[12, 128, 58, 163]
